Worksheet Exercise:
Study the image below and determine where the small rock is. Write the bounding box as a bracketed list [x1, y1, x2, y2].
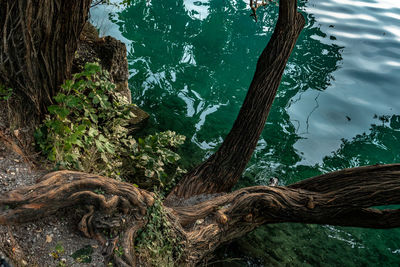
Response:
[269, 177, 279, 186]
[13, 159, 20, 163]
[45, 235, 53, 243]
[195, 219, 204, 225]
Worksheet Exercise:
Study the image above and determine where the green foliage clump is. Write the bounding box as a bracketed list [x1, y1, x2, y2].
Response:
[71, 245, 93, 263]
[0, 84, 12, 101]
[50, 242, 65, 260]
[35, 62, 185, 188]
[125, 131, 186, 189]
[135, 194, 184, 266]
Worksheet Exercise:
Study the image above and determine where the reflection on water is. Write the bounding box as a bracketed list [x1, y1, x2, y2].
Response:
[322, 115, 400, 171]
[290, 0, 400, 167]
[91, 0, 400, 265]
[184, 0, 210, 20]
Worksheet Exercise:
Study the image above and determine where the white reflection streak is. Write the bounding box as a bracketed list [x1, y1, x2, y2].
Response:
[184, 0, 210, 20]
[180, 44, 197, 65]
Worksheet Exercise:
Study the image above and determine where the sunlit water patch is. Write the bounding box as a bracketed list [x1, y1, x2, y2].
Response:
[289, 0, 400, 166]
[184, 0, 210, 20]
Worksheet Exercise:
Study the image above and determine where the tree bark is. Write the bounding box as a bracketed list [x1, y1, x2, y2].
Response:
[0, 170, 155, 266]
[173, 165, 400, 263]
[0, 0, 92, 124]
[1, 165, 400, 265]
[168, 0, 306, 200]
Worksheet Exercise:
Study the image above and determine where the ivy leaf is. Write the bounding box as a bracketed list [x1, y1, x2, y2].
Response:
[61, 80, 73, 92]
[65, 95, 82, 108]
[48, 105, 70, 119]
[54, 93, 66, 103]
[75, 124, 87, 133]
[95, 139, 104, 152]
[92, 95, 100, 105]
[88, 127, 98, 137]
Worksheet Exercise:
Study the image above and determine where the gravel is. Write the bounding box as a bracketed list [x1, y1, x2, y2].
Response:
[0, 141, 106, 266]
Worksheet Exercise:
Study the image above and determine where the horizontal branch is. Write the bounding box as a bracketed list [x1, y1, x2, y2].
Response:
[289, 163, 400, 193]
[175, 164, 400, 228]
[0, 170, 154, 224]
[172, 165, 400, 262]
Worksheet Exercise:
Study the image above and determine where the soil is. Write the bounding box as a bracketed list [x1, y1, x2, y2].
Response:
[0, 104, 106, 267]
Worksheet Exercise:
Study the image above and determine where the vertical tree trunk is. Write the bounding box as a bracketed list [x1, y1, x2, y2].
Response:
[0, 0, 92, 125]
[168, 0, 306, 201]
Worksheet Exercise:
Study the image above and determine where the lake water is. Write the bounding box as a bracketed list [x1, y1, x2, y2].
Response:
[91, 0, 400, 265]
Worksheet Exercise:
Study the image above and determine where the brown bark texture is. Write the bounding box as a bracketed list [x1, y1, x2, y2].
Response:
[0, 0, 92, 121]
[167, 0, 306, 200]
[0, 170, 155, 266]
[1, 165, 400, 265]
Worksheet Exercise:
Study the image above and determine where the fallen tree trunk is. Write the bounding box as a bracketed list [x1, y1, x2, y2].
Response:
[1, 165, 400, 265]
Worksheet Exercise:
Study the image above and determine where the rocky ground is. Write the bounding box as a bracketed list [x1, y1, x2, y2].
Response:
[0, 135, 108, 267]
[0, 97, 110, 267]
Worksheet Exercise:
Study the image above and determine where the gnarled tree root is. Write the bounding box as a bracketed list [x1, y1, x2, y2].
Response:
[0, 170, 154, 266]
[0, 170, 154, 224]
[1, 165, 400, 265]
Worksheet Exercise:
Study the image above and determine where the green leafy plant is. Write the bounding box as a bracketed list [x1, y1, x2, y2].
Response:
[71, 245, 93, 263]
[124, 131, 186, 190]
[35, 62, 185, 189]
[114, 246, 124, 257]
[0, 84, 12, 101]
[94, 188, 105, 195]
[135, 193, 184, 266]
[51, 242, 65, 260]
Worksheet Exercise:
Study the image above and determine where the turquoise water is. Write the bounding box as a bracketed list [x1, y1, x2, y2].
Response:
[91, 0, 400, 265]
